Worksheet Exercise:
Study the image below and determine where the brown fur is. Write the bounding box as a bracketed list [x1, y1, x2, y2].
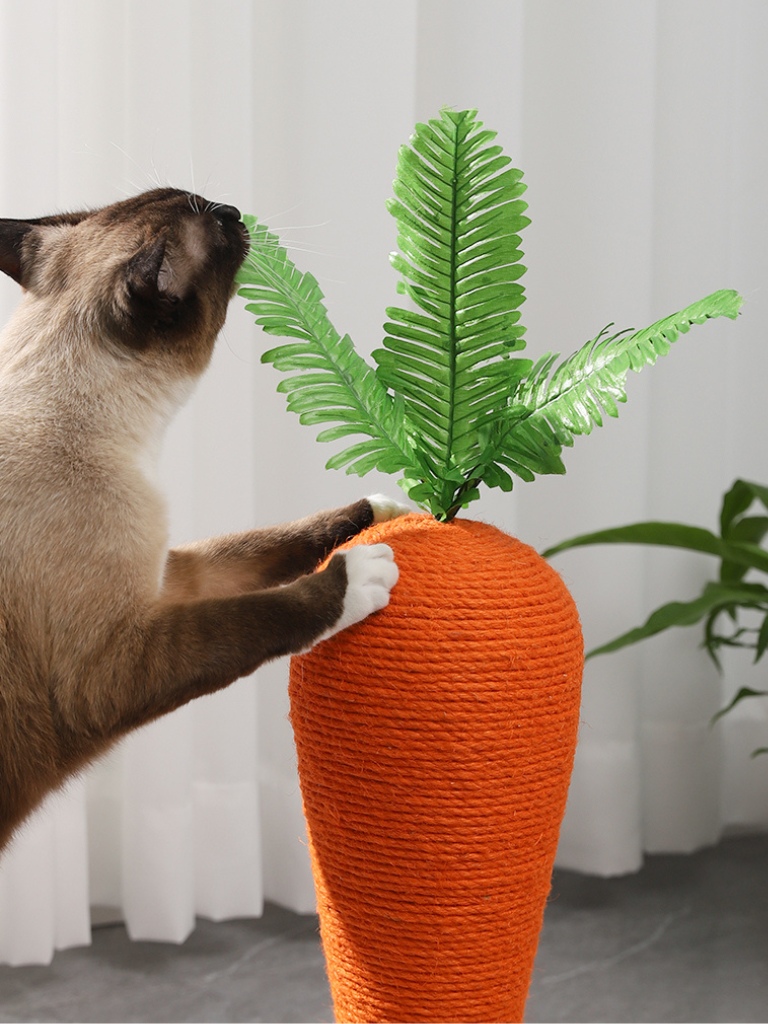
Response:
[0, 189, 395, 853]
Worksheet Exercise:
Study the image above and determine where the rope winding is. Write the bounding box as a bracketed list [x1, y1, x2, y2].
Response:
[290, 514, 583, 1023]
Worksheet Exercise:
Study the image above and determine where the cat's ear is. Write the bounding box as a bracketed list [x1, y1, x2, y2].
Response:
[0, 220, 34, 285]
[125, 233, 168, 302]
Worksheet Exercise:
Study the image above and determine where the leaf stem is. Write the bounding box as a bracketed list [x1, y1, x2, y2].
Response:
[442, 113, 463, 477]
[442, 475, 483, 522]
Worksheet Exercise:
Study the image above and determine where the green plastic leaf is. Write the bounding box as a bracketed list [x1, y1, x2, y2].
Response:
[373, 108, 533, 518]
[235, 217, 419, 480]
[235, 109, 743, 522]
[507, 291, 744, 466]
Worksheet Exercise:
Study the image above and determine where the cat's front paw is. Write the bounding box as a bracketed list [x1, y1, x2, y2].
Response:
[324, 543, 399, 641]
[367, 493, 411, 524]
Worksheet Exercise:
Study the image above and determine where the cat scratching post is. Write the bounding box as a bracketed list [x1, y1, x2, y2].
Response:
[289, 514, 583, 1023]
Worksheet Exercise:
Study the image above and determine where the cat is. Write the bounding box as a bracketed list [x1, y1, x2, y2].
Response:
[0, 187, 404, 853]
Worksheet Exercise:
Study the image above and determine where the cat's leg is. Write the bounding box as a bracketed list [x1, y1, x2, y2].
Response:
[160, 494, 409, 601]
[104, 542, 398, 735]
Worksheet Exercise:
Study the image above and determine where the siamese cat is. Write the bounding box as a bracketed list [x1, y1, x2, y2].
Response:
[0, 188, 403, 853]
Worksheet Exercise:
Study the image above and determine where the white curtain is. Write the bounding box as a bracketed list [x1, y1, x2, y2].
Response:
[0, 0, 765, 965]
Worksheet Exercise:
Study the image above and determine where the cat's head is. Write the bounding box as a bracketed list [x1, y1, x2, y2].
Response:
[0, 188, 250, 377]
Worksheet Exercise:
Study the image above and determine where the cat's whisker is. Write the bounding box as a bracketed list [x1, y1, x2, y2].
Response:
[108, 140, 169, 196]
[285, 241, 337, 256]
[248, 241, 333, 260]
[149, 156, 166, 191]
[265, 220, 331, 234]
[241, 226, 334, 254]
[243, 242, 337, 270]
[259, 200, 318, 225]
[201, 181, 229, 215]
[121, 178, 147, 197]
[187, 156, 202, 209]
[218, 324, 257, 365]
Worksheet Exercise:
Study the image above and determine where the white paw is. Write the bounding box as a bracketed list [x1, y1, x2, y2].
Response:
[322, 544, 399, 642]
[367, 493, 411, 523]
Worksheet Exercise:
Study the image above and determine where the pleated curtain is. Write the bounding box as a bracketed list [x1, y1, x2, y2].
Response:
[0, 0, 766, 965]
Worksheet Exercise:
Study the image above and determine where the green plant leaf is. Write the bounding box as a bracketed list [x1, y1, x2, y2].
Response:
[720, 516, 768, 583]
[543, 520, 768, 575]
[720, 479, 768, 538]
[711, 686, 768, 724]
[586, 580, 768, 659]
[546, 476, 768, 743]
[755, 612, 768, 663]
[718, 479, 768, 582]
[236, 217, 419, 480]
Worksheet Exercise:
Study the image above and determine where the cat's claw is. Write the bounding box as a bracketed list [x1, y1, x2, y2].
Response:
[367, 494, 411, 523]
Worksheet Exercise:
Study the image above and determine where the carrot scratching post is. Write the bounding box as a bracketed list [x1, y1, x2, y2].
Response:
[289, 514, 583, 1023]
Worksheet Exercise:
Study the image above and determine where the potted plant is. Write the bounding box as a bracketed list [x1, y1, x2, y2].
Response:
[544, 478, 768, 753]
[236, 108, 742, 1023]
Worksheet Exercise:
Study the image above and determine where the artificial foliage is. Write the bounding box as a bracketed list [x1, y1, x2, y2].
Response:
[545, 479, 768, 753]
[236, 109, 743, 521]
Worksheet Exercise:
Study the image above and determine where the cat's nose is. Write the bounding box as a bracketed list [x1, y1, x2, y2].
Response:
[212, 204, 242, 223]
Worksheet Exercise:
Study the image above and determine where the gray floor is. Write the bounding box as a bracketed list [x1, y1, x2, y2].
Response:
[0, 832, 765, 1023]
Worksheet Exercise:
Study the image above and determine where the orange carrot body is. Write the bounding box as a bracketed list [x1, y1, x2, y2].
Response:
[289, 514, 583, 1023]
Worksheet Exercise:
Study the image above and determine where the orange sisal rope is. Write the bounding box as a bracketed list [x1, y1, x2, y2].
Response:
[289, 514, 583, 1023]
